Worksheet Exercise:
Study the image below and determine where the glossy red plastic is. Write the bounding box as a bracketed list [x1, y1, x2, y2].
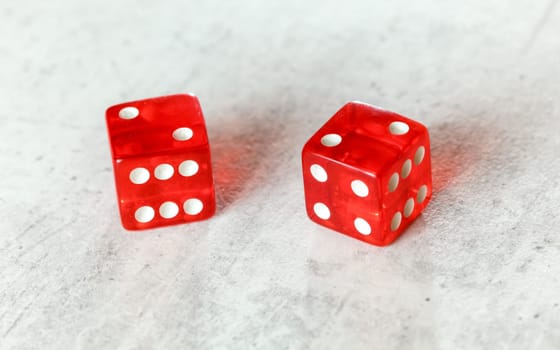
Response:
[106, 94, 215, 230]
[302, 102, 432, 246]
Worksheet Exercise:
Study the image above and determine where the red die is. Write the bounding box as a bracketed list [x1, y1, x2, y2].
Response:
[106, 94, 215, 230]
[302, 102, 432, 246]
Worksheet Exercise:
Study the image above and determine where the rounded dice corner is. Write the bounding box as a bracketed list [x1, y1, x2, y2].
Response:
[105, 105, 116, 121]
[345, 100, 385, 112]
[198, 195, 217, 220]
[391, 113, 430, 136]
[363, 234, 395, 247]
[117, 208, 144, 231]
[105, 104, 128, 124]
[120, 220, 145, 232]
[168, 92, 200, 100]
[375, 233, 404, 247]
[300, 141, 310, 157]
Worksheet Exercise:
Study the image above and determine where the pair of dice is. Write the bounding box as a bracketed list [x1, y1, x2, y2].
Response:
[106, 94, 432, 246]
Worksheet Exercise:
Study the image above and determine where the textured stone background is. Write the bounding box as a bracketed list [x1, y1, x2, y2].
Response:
[1, 0, 559, 349]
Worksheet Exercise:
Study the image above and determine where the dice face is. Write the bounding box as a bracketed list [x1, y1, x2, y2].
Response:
[106, 94, 215, 230]
[302, 102, 432, 246]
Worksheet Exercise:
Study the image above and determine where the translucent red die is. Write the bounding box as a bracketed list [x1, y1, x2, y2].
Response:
[302, 102, 432, 246]
[106, 94, 215, 230]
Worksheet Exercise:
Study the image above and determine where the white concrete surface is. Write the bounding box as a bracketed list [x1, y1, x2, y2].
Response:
[1, 0, 559, 349]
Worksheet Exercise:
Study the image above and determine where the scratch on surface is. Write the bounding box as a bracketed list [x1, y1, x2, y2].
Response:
[262, 299, 288, 327]
[522, 0, 558, 53]
[334, 295, 347, 316]
[3, 302, 32, 337]
[16, 214, 48, 239]
[253, 299, 289, 345]
[16, 220, 72, 258]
